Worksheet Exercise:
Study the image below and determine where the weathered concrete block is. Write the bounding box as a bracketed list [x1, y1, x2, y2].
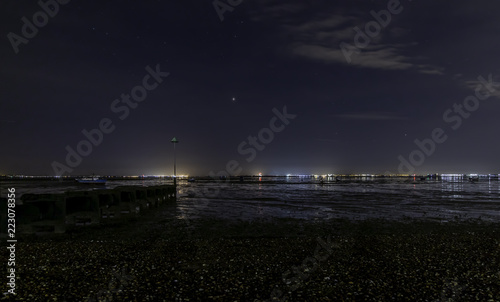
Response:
[97, 191, 121, 219]
[115, 186, 138, 214]
[65, 191, 100, 225]
[17, 193, 66, 234]
[0, 197, 7, 236]
[2, 184, 176, 235]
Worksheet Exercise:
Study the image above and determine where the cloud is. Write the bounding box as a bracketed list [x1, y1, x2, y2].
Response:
[250, 2, 444, 75]
[416, 64, 445, 75]
[332, 112, 408, 121]
[463, 74, 500, 99]
[291, 42, 417, 70]
[287, 15, 442, 74]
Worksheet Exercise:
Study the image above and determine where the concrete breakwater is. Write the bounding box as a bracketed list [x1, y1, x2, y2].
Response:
[1, 185, 176, 235]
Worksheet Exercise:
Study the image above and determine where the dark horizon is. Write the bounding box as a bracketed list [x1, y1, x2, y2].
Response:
[2, 1, 500, 176]
[1, 172, 497, 179]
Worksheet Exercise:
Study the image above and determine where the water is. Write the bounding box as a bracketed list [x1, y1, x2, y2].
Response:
[0, 179, 173, 196]
[2, 177, 500, 222]
[176, 176, 500, 222]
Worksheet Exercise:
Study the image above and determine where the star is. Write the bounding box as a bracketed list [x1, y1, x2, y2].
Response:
[232, 97, 236, 102]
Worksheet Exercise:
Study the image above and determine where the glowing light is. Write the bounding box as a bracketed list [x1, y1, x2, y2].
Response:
[441, 174, 463, 178]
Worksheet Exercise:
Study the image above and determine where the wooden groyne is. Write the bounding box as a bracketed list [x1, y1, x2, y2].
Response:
[1, 185, 176, 235]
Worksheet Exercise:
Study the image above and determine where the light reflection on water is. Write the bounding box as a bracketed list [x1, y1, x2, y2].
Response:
[177, 177, 500, 222]
[2, 177, 499, 222]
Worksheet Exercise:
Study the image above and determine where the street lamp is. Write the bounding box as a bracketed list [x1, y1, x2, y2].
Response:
[171, 137, 179, 198]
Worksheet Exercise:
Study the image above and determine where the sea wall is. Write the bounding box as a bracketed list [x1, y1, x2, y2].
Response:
[0, 185, 176, 235]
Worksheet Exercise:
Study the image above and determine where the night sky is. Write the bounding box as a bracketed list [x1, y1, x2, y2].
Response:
[1, 0, 500, 176]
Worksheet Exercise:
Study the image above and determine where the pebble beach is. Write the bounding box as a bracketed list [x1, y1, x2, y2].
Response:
[2, 178, 500, 300]
[2, 208, 500, 301]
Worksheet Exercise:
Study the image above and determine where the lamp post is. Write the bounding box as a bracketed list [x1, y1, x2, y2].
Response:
[171, 137, 179, 199]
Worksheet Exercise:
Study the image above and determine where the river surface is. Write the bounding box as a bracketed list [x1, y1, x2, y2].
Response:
[2, 176, 500, 222]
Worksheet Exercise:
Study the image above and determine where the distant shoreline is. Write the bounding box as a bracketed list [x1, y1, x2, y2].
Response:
[2, 173, 499, 181]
